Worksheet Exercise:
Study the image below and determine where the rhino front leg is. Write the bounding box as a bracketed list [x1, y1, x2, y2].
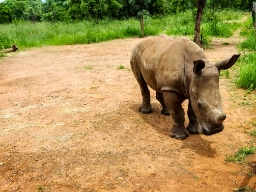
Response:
[163, 91, 189, 140]
[186, 101, 202, 134]
[156, 92, 170, 116]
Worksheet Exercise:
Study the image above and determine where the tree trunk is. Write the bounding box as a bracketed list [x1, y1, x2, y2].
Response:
[140, 14, 145, 37]
[194, 0, 206, 47]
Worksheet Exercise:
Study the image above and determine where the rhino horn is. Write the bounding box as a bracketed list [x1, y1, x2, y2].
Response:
[193, 59, 205, 75]
[215, 54, 240, 71]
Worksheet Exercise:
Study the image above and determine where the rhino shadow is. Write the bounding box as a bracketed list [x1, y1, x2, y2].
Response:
[180, 135, 217, 158]
[131, 103, 172, 136]
[131, 103, 217, 158]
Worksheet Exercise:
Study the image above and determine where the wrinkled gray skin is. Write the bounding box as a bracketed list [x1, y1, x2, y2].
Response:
[130, 35, 240, 140]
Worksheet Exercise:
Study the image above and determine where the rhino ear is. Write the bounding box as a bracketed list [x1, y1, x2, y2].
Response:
[215, 54, 240, 71]
[193, 60, 205, 75]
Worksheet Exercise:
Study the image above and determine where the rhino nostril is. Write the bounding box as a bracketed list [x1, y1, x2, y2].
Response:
[216, 113, 226, 122]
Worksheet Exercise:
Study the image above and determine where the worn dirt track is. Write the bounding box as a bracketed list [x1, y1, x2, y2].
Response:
[0, 37, 255, 192]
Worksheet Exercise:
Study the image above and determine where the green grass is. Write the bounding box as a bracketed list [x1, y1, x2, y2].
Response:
[240, 31, 256, 51]
[236, 54, 256, 90]
[118, 65, 125, 69]
[202, 9, 244, 38]
[0, 19, 141, 49]
[248, 130, 256, 137]
[226, 145, 256, 164]
[0, 10, 244, 50]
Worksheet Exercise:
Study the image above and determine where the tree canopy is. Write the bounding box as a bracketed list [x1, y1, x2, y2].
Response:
[0, 0, 254, 23]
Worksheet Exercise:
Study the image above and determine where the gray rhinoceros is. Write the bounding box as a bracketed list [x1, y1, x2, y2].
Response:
[130, 35, 240, 140]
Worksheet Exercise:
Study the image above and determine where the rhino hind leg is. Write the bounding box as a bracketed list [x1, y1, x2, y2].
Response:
[136, 74, 152, 114]
[139, 81, 152, 114]
[186, 102, 202, 134]
[163, 91, 189, 139]
[156, 92, 170, 116]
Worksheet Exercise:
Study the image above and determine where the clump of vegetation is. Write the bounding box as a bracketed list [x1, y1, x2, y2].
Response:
[248, 130, 256, 137]
[84, 66, 93, 70]
[118, 65, 125, 69]
[220, 70, 230, 79]
[236, 54, 256, 90]
[240, 32, 256, 51]
[233, 187, 256, 192]
[226, 145, 256, 164]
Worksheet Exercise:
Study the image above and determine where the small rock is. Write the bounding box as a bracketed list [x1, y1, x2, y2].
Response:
[0, 162, 4, 166]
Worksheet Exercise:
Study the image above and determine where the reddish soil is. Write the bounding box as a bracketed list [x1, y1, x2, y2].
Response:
[0, 37, 255, 192]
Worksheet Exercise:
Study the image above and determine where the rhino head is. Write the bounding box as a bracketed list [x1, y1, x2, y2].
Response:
[189, 54, 240, 135]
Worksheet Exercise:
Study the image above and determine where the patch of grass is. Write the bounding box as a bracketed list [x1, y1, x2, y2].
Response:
[37, 186, 45, 191]
[202, 9, 243, 38]
[220, 70, 230, 78]
[236, 54, 256, 90]
[240, 31, 256, 51]
[118, 65, 125, 69]
[248, 130, 256, 137]
[233, 187, 256, 192]
[0, 10, 244, 50]
[84, 66, 93, 70]
[226, 145, 256, 164]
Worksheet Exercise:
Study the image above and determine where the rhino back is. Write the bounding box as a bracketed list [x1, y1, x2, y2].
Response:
[132, 36, 208, 96]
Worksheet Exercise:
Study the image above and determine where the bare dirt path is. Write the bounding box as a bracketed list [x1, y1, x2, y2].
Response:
[0, 37, 255, 192]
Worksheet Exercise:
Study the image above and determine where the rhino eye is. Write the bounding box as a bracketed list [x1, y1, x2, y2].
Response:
[197, 101, 203, 108]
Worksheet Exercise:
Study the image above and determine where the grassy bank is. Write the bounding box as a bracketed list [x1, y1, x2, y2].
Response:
[0, 10, 244, 50]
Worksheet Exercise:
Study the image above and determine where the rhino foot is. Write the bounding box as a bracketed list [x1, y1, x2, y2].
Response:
[187, 123, 202, 134]
[161, 108, 170, 116]
[139, 105, 153, 114]
[170, 126, 189, 140]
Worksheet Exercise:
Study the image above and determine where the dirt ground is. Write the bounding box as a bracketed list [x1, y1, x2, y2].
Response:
[0, 36, 255, 192]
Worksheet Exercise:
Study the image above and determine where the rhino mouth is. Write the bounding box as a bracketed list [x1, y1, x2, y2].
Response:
[202, 123, 224, 135]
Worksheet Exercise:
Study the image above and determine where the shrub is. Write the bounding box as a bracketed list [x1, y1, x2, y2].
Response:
[236, 54, 256, 90]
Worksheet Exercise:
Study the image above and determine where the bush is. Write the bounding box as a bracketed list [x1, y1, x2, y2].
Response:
[236, 54, 256, 90]
[240, 32, 256, 51]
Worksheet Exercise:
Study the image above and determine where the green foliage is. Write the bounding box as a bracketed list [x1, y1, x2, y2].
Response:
[236, 54, 256, 90]
[0, 0, 251, 23]
[67, 0, 85, 20]
[80, 0, 120, 21]
[240, 31, 256, 51]
[0, 31, 12, 48]
[165, 11, 194, 35]
[118, 65, 125, 69]
[0, 19, 142, 49]
[0, 2, 12, 23]
[248, 130, 256, 137]
[23, 0, 43, 22]
[203, 9, 243, 38]
[206, 0, 253, 11]
[4, 0, 26, 21]
[0, 9, 244, 49]
[42, 0, 70, 21]
[226, 145, 256, 164]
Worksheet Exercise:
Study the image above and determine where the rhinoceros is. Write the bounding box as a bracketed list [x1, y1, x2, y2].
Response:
[130, 35, 240, 140]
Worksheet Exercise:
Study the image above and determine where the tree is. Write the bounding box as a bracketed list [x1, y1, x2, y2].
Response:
[5, 0, 26, 21]
[0, 2, 12, 23]
[42, 0, 70, 21]
[23, 0, 43, 22]
[80, 0, 123, 22]
[194, 0, 206, 47]
[67, 0, 85, 20]
[129, 0, 151, 37]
